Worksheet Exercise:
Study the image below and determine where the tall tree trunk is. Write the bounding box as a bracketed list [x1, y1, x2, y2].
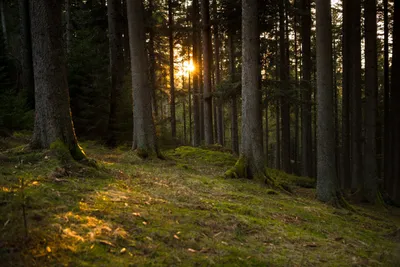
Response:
[122, 0, 130, 67]
[106, 0, 124, 147]
[341, 0, 352, 190]
[241, 0, 265, 178]
[0, 0, 7, 46]
[65, 0, 72, 54]
[201, 0, 213, 145]
[192, 0, 201, 147]
[228, 32, 239, 154]
[213, 0, 223, 146]
[364, 0, 378, 202]
[300, 0, 312, 177]
[168, 0, 176, 140]
[148, 0, 158, 118]
[19, 0, 34, 109]
[279, 0, 291, 173]
[315, 0, 339, 203]
[30, 0, 84, 160]
[126, 0, 158, 157]
[350, 0, 363, 191]
[383, 0, 391, 196]
[390, 0, 400, 204]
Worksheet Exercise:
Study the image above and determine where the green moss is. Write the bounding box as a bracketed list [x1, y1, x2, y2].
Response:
[224, 156, 248, 178]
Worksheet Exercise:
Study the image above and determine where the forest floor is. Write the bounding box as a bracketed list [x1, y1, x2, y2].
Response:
[0, 133, 400, 266]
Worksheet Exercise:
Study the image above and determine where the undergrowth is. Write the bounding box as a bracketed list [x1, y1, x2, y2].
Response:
[0, 137, 399, 266]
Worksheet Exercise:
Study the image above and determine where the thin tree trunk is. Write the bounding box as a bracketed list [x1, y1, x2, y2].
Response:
[342, 0, 352, 190]
[122, 0, 130, 68]
[19, 0, 34, 109]
[228, 32, 239, 154]
[213, 0, 224, 146]
[279, 0, 291, 173]
[201, 0, 213, 145]
[315, 0, 339, 203]
[276, 100, 281, 169]
[106, 0, 124, 147]
[300, 0, 312, 177]
[126, 0, 158, 156]
[0, 0, 8, 46]
[30, 0, 84, 160]
[148, 0, 157, 117]
[168, 0, 176, 140]
[65, 0, 72, 55]
[383, 0, 391, 196]
[192, 0, 201, 147]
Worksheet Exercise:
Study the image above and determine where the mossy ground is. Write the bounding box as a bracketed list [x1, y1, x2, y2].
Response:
[1, 138, 400, 266]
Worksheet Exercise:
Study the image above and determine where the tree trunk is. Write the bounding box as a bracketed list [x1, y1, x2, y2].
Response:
[192, 0, 201, 147]
[300, 0, 312, 177]
[148, 0, 157, 118]
[30, 0, 84, 160]
[19, 0, 35, 109]
[279, 0, 291, 173]
[201, 0, 213, 145]
[65, 0, 72, 54]
[126, 0, 158, 157]
[0, 0, 7, 46]
[315, 0, 339, 203]
[383, 0, 391, 196]
[106, 0, 124, 147]
[239, 0, 266, 179]
[341, 0, 352, 190]
[228, 32, 239, 154]
[213, 0, 223, 146]
[168, 0, 176, 140]
[350, 0, 363, 192]
[390, 0, 400, 204]
[364, 0, 378, 203]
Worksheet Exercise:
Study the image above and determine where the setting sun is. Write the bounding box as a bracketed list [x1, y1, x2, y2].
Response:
[183, 60, 195, 73]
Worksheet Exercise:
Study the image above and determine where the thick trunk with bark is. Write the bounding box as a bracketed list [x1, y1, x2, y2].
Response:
[126, 0, 158, 157]
[201, 0, 213, 145]
[30, 0, 84, 160]
[316, 0, 339, 203]
[106, 0, 124, 147]
[148, 0, 157, 118]
[364, 0, 378, 202]
[240, 0, 265, 178]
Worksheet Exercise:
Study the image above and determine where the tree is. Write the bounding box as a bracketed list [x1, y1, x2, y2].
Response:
[315, 0, 339, 203]
[168, 0, 176, 140]
[30, 0, 85, 160]
[19, 0, 34, 109]
[192, 0, 201, 147]
[226, 0, 271, 183]
[201, 0, 214, 145]
[106, 0, 124, 147]
[300, 0, 312, 178]
[364, 0, 378, 202]
[126, 0, 158, 157]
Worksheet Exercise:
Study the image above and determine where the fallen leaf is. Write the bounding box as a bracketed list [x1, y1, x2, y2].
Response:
[187, 248, 197, 253]
[173, 235, 180, 240]
[98, 240, 115, 247]
[133, 212, 141, 217]
[120, 248, 127, 254]
[304, 242, 318, 248]
[46, 246, 51, 253]
[142, 221, 147, 225]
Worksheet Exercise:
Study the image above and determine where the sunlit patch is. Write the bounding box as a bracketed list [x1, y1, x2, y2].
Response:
[1, 186, 11, 192]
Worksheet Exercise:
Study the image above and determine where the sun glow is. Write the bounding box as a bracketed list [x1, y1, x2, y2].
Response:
[183, 60, 195, 73]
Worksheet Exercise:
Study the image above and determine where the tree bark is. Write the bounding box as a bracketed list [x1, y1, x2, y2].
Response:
[240, 0, 265, 178]
[213, 0, 223, 146]
[192, 0, 201, 147]
[279, 0, 291, 173]
[0, 0, 7, 46]
[148, 0, 158, 118]
[228, 31, 239, 154]
[300, 0, 312, 177]
[30, 0, 84, 160]
[106, 0, 124, 147]
[364, 0, 378, 203]
[201, 0, 213, 145]
[168, 0, 176, 140]
[19, 0, 35, 109]
[316, 0, 339, 203]
[126, 0, 158, 157]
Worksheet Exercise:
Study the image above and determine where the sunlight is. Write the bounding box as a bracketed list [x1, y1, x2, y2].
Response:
[184, 60, 195, 73]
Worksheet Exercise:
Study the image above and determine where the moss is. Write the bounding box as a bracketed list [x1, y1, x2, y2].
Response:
[224, 156, 248, 179]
